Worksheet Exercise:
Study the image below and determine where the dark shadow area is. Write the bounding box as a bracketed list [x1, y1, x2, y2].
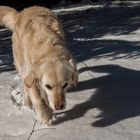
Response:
[54, 64, 140, 127]
[0, 0, 95, 9]
[0, 28, 15, 73]
[0, 0, 134, 9]
[69, 39, 139, 61]
[0, 0, 61, 9]
[59, 6, 140, 62]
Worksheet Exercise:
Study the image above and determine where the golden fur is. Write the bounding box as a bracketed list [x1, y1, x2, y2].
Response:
[0, 6, 78, 125]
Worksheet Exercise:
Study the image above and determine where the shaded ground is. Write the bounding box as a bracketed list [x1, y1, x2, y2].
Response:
[55, 65, 140, 127]
[0, 28, 14, 72]
[60, 5, 140, 61]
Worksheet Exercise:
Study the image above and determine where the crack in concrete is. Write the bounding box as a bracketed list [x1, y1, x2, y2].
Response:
[81, 62, 94, 78]
[27, 119, 37, 140]
[27, 119, 56, 140]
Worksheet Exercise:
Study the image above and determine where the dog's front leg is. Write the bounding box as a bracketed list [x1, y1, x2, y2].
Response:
[23, 85, 32, 107]
[29, 85, 52, 125]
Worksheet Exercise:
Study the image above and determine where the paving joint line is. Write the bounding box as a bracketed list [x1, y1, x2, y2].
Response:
[27, 119, 37, 140]
[81, 61, 94, 78]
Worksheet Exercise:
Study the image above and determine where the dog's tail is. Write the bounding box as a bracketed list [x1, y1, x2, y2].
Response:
[0, 6, 18, 31]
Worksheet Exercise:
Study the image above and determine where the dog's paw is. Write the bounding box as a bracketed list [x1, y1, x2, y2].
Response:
[37, 108, 53, 126]
[38, 114, 53, 126]
[42, 119, 52, 126]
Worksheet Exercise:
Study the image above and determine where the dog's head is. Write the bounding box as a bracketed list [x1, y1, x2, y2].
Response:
[24, 58, 78, 110]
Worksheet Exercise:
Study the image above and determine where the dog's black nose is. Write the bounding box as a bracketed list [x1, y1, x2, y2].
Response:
[60, 104, 64, 109]
[55, 103, 64, 110]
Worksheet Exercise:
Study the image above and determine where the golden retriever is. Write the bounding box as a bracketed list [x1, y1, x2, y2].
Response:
[0, 6, 78, 125]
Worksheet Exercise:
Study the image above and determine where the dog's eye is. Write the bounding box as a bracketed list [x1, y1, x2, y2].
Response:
[62, 82, 68, 89]
[45, 84, 52, 90]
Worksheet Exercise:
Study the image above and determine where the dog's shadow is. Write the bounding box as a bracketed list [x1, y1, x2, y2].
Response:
[54, 64, 140, 127]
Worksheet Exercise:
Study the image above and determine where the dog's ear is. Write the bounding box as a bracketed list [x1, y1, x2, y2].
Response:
[69, 58, 78, 86]
[24, 72, 35, 88]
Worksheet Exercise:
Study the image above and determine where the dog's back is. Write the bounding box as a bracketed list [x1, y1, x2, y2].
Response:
[15, 6, 66, 65]
[15, 6, 64, 39]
